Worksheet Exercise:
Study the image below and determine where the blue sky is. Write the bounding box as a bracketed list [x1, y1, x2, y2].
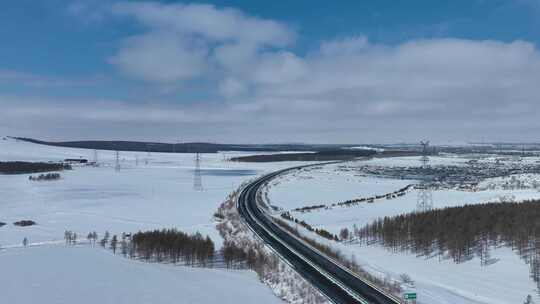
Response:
[1, 0, 539, 143]
[2, 1, 538, 74]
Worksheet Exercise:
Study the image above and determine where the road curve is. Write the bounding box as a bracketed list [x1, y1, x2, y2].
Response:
[236, 163, 403, 304]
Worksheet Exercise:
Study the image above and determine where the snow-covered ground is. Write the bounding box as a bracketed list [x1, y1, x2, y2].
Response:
[0, 245, 282, 304]
[266, 157, 540, 304]
[362, 155, 472, 167]
[289, 188, 540, 235]
[0, 137, 311, 304]
[4, 138, 540, 304]
[0, 138, 305, 247]
[267, 164, 416, 211]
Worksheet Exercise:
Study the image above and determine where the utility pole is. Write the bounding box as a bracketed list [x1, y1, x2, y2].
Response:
[145, 144, 151, 165]
[420, 140, 430, 165]
[115, 151, 121, 172]
[193, 152, 203, 191]
[172, 138, 181, 153]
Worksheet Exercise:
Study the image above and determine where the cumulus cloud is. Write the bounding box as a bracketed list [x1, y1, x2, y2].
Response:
[112, 2, 294, 46]
[6, 2, 540, 143]
[109, 1, 295, 91]
[110, 32, 209, 83]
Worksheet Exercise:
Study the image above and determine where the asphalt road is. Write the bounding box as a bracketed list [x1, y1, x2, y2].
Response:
[236, 164, 403, 304]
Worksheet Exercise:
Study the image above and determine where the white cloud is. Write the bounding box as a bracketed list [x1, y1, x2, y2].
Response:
[109, 1, 295, 88]
[15, 2, 540, 143]
[112, 2, 294, 46]
[252, 51, 307, 85]
[218, 78, 246, 97]
[110, 32, 209, 83]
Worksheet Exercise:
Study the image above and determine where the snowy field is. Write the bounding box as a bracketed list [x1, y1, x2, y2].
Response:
[266, 156, 540, 304]
[0, 138, 307, 304]
[0, 138, 305, 247]
[0, 245, 282, 304]
[267, 163, 416, 211]
[291, 188, 540, 235]
[4, 138, 540, 304]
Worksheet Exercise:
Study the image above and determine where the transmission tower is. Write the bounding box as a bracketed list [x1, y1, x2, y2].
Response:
[420, 140, 430, 165]
[115, 151, 121, 172]
[193, 152, 203, 191]
[93, 149, 98, 166]
[417, 140, 433, 212]
[145, 144, 151, 165]
[416, 184, 433, 212]
[172, 138, 181, 153]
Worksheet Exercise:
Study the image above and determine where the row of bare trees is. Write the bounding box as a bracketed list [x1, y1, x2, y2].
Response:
[131, 229, 215, 266]
[354, 200, 540, 295]
[29, 173, 61, 181]
[290, 184, 414, 214]
[281, 212, 338, 241]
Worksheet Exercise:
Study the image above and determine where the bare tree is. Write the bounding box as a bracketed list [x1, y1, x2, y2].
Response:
[110, 235, 118, 254]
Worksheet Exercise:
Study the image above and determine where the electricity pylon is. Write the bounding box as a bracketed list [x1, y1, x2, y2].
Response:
[193, 152, 203, 191]
[115, 151, 121, 172]
[417, 140, 433, 212]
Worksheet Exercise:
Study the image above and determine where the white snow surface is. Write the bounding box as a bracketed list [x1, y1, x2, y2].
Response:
[266, 157, 540, 304]
[0, 137, 306, 247]
[0, 137, 314, 304]
[4, 139, 540, 304]
[267, 163, 416, 211]
[0, 245, 282, 304]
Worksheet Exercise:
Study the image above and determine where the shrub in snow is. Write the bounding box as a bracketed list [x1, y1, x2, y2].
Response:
[13, 220, 36, 227]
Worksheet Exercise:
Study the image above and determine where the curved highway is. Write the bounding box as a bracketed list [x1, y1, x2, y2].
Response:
[236, 164, 403, 304]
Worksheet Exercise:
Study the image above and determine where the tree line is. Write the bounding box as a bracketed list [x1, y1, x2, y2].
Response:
[29, 173, 61, 181]
[64, 226, 262, 271]
[281, 212, 339, 241]
[0, 161, 71, 174]
[354, 200, 540, 294]
[130, 229, 215, 266]
[291, 184, 413, 213]
[220, 240, 270, 271]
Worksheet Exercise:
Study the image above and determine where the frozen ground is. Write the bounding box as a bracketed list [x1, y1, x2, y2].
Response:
[362, 155, 472, 167]
[0, 245, 282, 304]
[292, 188, 540, 235]
[0, 137, 304, 247]
[266, 156, 540, 304]
[0, 137, 311, 304]
[267, 163, 416, 211]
